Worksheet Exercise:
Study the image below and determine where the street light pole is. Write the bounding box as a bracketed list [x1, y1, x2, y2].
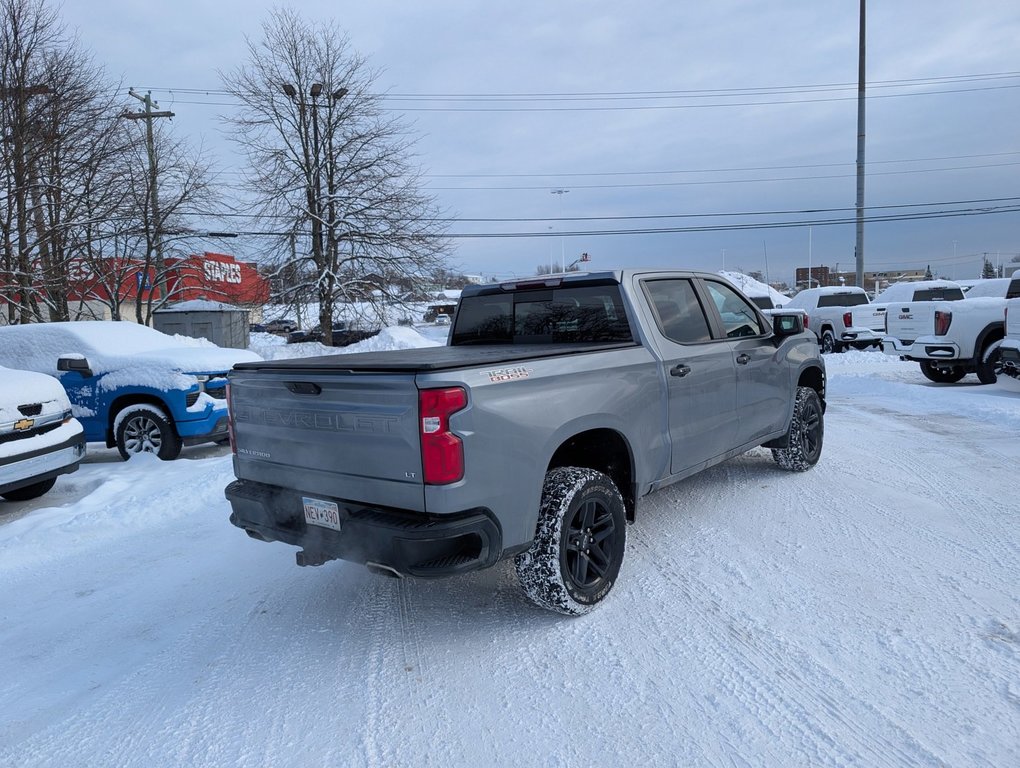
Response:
[551, 188, 569, 272]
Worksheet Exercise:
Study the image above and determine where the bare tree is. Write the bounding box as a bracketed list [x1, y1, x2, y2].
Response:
[0, 0, 59, 324]
[222, 8, 450, 344]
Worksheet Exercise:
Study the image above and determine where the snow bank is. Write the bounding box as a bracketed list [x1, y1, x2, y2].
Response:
[719, 270, 789, 305]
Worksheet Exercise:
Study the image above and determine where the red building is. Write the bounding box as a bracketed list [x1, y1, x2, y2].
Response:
[3, 252, 269, 323]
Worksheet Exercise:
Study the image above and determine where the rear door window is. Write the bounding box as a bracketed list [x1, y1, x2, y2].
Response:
[643, 279, 713, 344]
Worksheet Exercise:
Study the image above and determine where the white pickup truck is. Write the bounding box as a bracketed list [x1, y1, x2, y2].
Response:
[784, 286, 880, 353]
[997, 296, 1020, 385]
[844, 280, 966, 351]
[883, 276, 1020, 384]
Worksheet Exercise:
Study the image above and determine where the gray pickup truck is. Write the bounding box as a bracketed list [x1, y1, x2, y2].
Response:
[225, 270, 826, 615]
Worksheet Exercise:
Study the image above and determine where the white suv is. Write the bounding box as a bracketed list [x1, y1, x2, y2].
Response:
[1, 365, 86, 501]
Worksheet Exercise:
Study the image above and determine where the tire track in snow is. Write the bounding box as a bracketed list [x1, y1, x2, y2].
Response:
[627, 523, 943, 767]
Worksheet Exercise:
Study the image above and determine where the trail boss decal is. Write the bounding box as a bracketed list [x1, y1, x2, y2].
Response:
[484, 366, 533, 383]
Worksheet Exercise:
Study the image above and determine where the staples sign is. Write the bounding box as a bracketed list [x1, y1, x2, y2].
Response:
[204, 260, 242, 284]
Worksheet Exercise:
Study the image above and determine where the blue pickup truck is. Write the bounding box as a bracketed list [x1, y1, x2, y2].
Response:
[0, 321, 260, 460]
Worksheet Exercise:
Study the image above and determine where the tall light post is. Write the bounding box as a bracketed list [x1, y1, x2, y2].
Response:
[551, 188, 570, 272]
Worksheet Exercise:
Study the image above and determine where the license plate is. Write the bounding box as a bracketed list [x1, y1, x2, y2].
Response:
[302, 497, 342, 532]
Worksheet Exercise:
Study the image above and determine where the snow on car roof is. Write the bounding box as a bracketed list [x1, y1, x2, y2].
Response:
[0, 321, 260, 380]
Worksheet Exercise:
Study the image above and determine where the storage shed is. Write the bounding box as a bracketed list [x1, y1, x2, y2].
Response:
[153, 299, 250, 349]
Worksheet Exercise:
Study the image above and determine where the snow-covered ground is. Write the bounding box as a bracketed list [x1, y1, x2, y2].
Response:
[1, 338, 1018, 768]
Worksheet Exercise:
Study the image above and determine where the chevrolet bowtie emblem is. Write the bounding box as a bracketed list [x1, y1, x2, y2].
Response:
[14, 418, 34, 431]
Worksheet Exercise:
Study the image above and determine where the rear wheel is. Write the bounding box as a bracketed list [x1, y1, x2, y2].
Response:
[515, 467, 626, 616]
[1, 477, 56, 501]
[115, 405, 182, 461]
[772, 387, 824, 471]
[820, 329, 841, 354]
[919, 361, 966, 384]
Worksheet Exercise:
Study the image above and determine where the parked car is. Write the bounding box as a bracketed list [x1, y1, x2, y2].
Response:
[263, 318, 297, 335]
[1, 365, 86, 501]
[225, 269, 825, 615]
[434, 314, 451, 325]
[287, 323, 381, 347]
[882, 276, 1020, 384]
[843, 280, 967, 349]
[784, 286, 875, 353]
[0, 321, 260, 460]
[998, 297, 1020, 383]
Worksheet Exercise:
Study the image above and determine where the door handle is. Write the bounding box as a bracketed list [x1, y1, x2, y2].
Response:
[736, 353, 751, 365]
[670, 363, 691, 378]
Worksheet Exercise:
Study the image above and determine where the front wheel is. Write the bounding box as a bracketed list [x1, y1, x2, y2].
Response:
[115, 405, 182, 461]
[1, 477, 56, 501]
[975, 345, 1001, 385]
[515, 467, 627, 616]
[772, 386, 824, 471]
[919, 361, 966, 384]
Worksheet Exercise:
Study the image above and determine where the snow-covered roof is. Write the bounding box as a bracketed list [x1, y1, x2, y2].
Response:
[155, 300, 245, 313]
[718, 271, 789, 306]
[964, 278, 1013, 299]
[0, 321, 261, 381]
[873, 280, 962, 303]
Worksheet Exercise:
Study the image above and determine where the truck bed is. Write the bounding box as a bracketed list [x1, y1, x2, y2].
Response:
[232, 342, 640, 373]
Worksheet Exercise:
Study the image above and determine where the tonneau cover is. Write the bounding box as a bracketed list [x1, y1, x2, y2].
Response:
[232, 342, 640, 373]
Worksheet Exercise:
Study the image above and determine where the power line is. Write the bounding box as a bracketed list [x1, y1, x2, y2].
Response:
[191, 195, 1020, 224]
[423, 160, 1020, 191]
[197, 201, 1020, 239]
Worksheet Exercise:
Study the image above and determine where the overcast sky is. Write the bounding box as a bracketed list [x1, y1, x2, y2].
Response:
[59, 0, 1020, 284]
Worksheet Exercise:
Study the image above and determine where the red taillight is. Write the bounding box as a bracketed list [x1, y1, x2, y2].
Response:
[843, 311, 852, 328]
[419, 387, 467, 484]
[934, 310, 952, 336]
[226, 382, 236, 453]
[803, 314, 809, 328]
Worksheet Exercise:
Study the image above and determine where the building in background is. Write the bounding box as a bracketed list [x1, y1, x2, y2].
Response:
[1, 252, 270, 324]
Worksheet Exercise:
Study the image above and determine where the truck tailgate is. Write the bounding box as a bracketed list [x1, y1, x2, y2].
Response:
[229, 369, 425, 511]
[852, 305, 888, 333]
[885, 303, 937, 342]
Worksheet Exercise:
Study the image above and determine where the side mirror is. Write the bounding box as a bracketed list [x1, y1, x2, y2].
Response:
[57, 356, 93, 378]
[771, 311, 805, 338]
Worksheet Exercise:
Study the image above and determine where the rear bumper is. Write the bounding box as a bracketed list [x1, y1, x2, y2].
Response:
[841, 327, 883, 345]
[225, 479, 503, 577]
[882, 336, 961, 361]
[0, 430, 86, 496]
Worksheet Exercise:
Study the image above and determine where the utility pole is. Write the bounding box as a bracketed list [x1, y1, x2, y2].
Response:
[855, 0, 867, 288]
[122, 89, 174, 310]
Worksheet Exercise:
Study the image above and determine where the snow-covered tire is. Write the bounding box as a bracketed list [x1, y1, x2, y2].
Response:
[1, 477, 56, 501]
[515, 467, 627, 616]
[772, 386, 824, 472]
[919, 361, 966, 384]
[819, 329, 842, 354]
[114, 405, 182, 461]
[976, 342, 1001, 385]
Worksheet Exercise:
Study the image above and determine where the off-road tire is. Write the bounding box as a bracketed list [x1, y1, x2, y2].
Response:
[515, 467, 627, 616]
[115, 405, 182, 461]
[919, 361, 966, 384]
[772, 386, 824, 471]
[1, 477, 56, 501]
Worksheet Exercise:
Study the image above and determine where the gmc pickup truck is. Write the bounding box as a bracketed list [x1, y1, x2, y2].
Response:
[225, 270, 826, 615]
[883, 276, 1020, 384]
[994, 297, 1020, 385]
[783, 286, 878, 353]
